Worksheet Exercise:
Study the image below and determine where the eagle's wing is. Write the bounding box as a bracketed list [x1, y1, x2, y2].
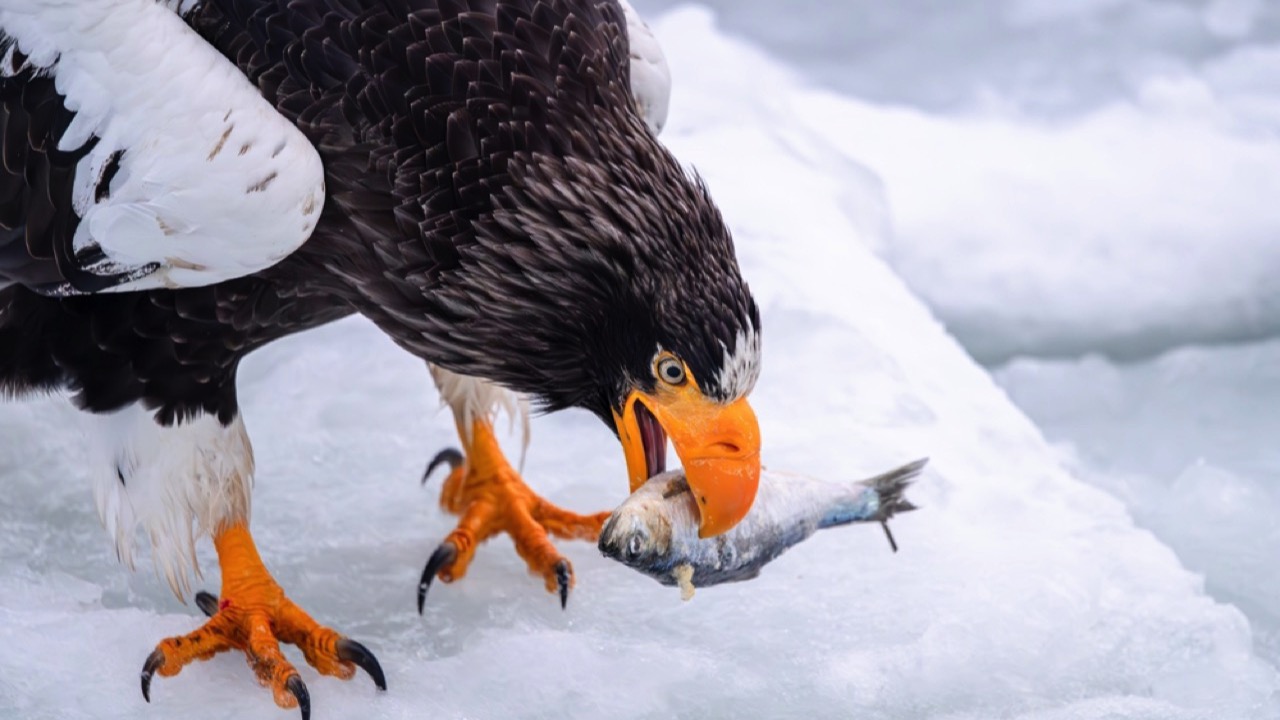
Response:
[619, 0, 670, 135]
[0, 0, 324, 296]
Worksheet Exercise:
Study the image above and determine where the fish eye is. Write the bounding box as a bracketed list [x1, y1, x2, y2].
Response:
[627, 533, 646, 559]
[655, 355, 686, 386]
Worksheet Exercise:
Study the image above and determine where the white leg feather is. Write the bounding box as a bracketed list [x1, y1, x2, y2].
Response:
[88, 403, 253, 599]
[429, 364, 530, 470]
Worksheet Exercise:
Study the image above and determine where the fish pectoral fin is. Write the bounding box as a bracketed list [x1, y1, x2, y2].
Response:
[881, 520, 900, 553]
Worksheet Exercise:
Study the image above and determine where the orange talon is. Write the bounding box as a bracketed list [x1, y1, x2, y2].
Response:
[140, 524, 385, 719]
[417, 418, 610, 609]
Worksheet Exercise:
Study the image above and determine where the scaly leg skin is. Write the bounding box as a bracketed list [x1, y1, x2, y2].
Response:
[140, 524, 386, 720]
[417, 419, 612, 612]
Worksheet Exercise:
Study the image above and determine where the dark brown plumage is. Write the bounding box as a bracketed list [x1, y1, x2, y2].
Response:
[0, 0, 759, 429]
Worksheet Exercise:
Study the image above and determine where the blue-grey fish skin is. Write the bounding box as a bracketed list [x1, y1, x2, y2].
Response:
[598, 459, 924, 590]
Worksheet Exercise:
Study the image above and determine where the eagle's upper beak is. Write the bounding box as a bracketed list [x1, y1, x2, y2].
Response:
[614, 384, 761, 538]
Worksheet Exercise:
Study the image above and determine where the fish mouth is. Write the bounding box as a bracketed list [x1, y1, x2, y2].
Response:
[597, 512, 665, 573]
[596, 513, 637, 566]
[596, 514, 621, 559]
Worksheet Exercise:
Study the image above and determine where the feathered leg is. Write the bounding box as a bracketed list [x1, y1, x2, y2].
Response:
[89, 405, 383, 719]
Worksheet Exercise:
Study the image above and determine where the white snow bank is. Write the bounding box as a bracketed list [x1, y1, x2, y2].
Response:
[632, 0, 1280, 117]
[997, 338, 1280, 667]
[639, 0, 1280, 363]
[798, 79, 1280, 363]
[1, 7, 1277, 719]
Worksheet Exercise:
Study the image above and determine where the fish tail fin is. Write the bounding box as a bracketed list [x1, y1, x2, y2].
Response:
[818, 458, 926, 536]
[863, 457, 927, 521]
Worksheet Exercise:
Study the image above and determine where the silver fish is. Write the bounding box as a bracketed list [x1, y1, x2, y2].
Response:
[598, 459, 925, 597]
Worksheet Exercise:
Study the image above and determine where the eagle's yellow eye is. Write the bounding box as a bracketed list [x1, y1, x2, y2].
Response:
[656, 355, 686, 386]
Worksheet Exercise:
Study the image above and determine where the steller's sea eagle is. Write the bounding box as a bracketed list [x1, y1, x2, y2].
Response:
[0, 0, 761, 717]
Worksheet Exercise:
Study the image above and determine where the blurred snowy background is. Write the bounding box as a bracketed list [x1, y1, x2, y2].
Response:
[4, 1, 1280, 718]
[636, 0, 1280, 363]
[637, 0, 1280, 668]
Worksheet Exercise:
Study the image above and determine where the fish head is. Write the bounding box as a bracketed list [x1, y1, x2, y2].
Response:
[598, 475, 687, 576]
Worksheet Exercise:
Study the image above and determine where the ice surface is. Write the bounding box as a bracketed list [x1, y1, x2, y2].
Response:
[997, 339, 1280, 669]
[630, 0, 1280, 363]
[795, 81, 1280, 364]
[2, 7, 1278, 720]
[632, 0, 1280, 116]
[651, 5, 1280, 672]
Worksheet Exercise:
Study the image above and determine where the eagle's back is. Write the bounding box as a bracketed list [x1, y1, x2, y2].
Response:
[0, 0, 653, 420]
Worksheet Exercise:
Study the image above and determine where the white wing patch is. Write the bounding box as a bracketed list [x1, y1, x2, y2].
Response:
[90, 403, 254, 600]
[619, 0, 671, 136]
[0, 0, 325, 292]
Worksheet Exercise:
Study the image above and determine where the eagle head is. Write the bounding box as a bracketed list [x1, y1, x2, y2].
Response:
[489, 129, 765, 535]
[354, 2, 763, 537]
[411, 123, 763, 537]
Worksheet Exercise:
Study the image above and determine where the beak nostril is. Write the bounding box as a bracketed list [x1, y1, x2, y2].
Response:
[713, 441, 741, 456]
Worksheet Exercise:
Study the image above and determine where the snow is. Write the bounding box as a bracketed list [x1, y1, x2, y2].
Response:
[3, 5, 1279, 720]
[799, 83, 1280, 364]
[634, 0, 1280, 116]
[644, 0, 1280, 694]
[997, 341, 1280, 669]
[634, 0, 1280, 364]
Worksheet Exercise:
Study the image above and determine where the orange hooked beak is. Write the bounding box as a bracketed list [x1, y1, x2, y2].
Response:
[614, 380, 761, 538]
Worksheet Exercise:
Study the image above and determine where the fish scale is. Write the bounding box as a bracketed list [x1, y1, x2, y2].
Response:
[599, 458, 925, 597]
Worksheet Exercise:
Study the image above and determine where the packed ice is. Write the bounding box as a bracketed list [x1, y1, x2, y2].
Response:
[644, 0, 1280, 364]
[3, 3, 1279, 719]
[997, 342, 1280, 670]
[644, 0, 1280, 712]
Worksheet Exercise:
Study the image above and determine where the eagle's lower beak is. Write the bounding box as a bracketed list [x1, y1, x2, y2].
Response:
[614, 389, 761, 538]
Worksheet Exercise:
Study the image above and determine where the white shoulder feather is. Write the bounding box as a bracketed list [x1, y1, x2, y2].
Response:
[0, 0, 324, 292]
[619, 0, 671, 136]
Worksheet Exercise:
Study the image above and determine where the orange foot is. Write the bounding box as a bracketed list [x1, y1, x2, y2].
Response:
[417, 419, 612, 612]
[140, 524, 385, 720]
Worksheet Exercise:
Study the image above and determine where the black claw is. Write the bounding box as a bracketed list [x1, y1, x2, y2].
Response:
[286, 674, 310, 720]
[555, 560, 571, 610]
[417, 542, 458, 614]
[881, 521, 899, 553]
[422, 448, 464, 485]
[194, 590, 220, 618]
[336, 638, 388, 692]
[140, 649, 163, 703]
